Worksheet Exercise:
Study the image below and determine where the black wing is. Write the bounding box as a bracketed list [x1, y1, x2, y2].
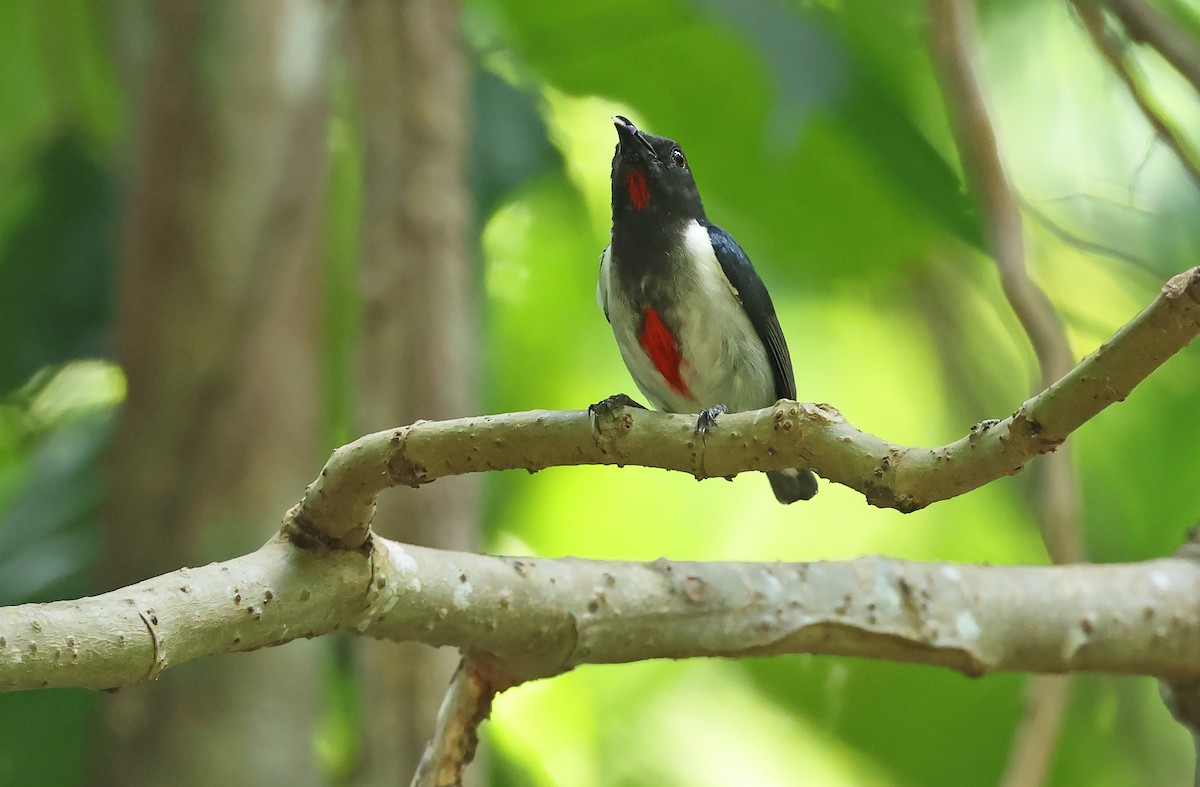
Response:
[597, 247, 611, 323]
[706, 224, 796, 401]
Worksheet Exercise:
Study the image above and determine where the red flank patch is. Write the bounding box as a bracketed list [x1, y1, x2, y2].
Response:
[639, 306, 693, 399]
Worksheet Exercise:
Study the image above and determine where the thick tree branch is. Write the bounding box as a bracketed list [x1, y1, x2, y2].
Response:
[288, 266, 1200, 551]
[4, 535, 1200, 694]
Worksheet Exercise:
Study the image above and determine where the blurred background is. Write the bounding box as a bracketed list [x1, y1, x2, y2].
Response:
[1, 0, 1199, 784]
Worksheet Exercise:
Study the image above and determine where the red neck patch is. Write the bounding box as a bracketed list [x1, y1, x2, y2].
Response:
[625, 171, 650, 210]
[639, 306, 693, 399]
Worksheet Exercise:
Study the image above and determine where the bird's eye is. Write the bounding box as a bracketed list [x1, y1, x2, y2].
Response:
[671, 148, 687, 168]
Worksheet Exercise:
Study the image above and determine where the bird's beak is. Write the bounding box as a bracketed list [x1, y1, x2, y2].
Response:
[613, 116, 657, 160]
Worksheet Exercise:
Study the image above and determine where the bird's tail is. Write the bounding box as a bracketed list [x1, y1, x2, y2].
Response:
[767, 468, 818, 504]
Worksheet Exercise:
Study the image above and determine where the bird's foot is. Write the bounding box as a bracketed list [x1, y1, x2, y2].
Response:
[588, 393, 647, 430]
[588, 393, 646, 417]
[696, 404, 729, 435]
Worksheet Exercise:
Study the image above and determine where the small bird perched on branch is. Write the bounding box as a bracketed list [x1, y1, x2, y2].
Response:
[595, 116, 817, 504]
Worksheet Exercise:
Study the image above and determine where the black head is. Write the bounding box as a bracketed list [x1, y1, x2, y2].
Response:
[611, 116, 706, 222]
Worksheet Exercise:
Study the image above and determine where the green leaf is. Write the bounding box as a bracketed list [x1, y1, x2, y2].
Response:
[0, 134, 117, 392]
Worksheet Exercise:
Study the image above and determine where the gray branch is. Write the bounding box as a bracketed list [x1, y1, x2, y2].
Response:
[289, 266, 1200, 551]
[4, 535, 1200, 694]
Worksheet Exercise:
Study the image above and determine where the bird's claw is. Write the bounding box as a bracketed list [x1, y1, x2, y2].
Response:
[696, 404, 729, 435]
[588, 393, 646, 416]
[588, 393, 647, 431]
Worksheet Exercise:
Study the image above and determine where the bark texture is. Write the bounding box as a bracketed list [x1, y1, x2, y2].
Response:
[345, 0, 481, 782]
[99, 1, 331, 784]
[6, 535, 1200, 693]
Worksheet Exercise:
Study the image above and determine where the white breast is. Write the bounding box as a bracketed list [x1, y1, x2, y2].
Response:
[598, 220, 776, 414]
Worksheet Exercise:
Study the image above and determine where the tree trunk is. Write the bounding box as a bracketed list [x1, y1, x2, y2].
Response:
[97, 1, 332, 784]
[345, 1, 482, 782]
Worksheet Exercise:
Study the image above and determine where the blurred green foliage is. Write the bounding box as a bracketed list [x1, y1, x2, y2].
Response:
[2, 0, 1200, 784]
[469, 0, 1200, 784]
[0, 3, 122, 781]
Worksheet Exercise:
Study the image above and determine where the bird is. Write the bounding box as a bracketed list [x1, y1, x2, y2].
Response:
[595, 116, 818, 504]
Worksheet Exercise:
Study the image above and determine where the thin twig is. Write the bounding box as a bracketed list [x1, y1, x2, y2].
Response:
[927, 1, 1085, 781]
[925, 0, 1084, 562]
[1073, 0, 1200, 192]
[1000, 675, 1073, 787]
[412, 656, 504, 787]
[1103, 0, 1200, 97]
[1019, 195, 1154, 273]
[926, 0, 1075, 392]
[928, 0, 1089, 546]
